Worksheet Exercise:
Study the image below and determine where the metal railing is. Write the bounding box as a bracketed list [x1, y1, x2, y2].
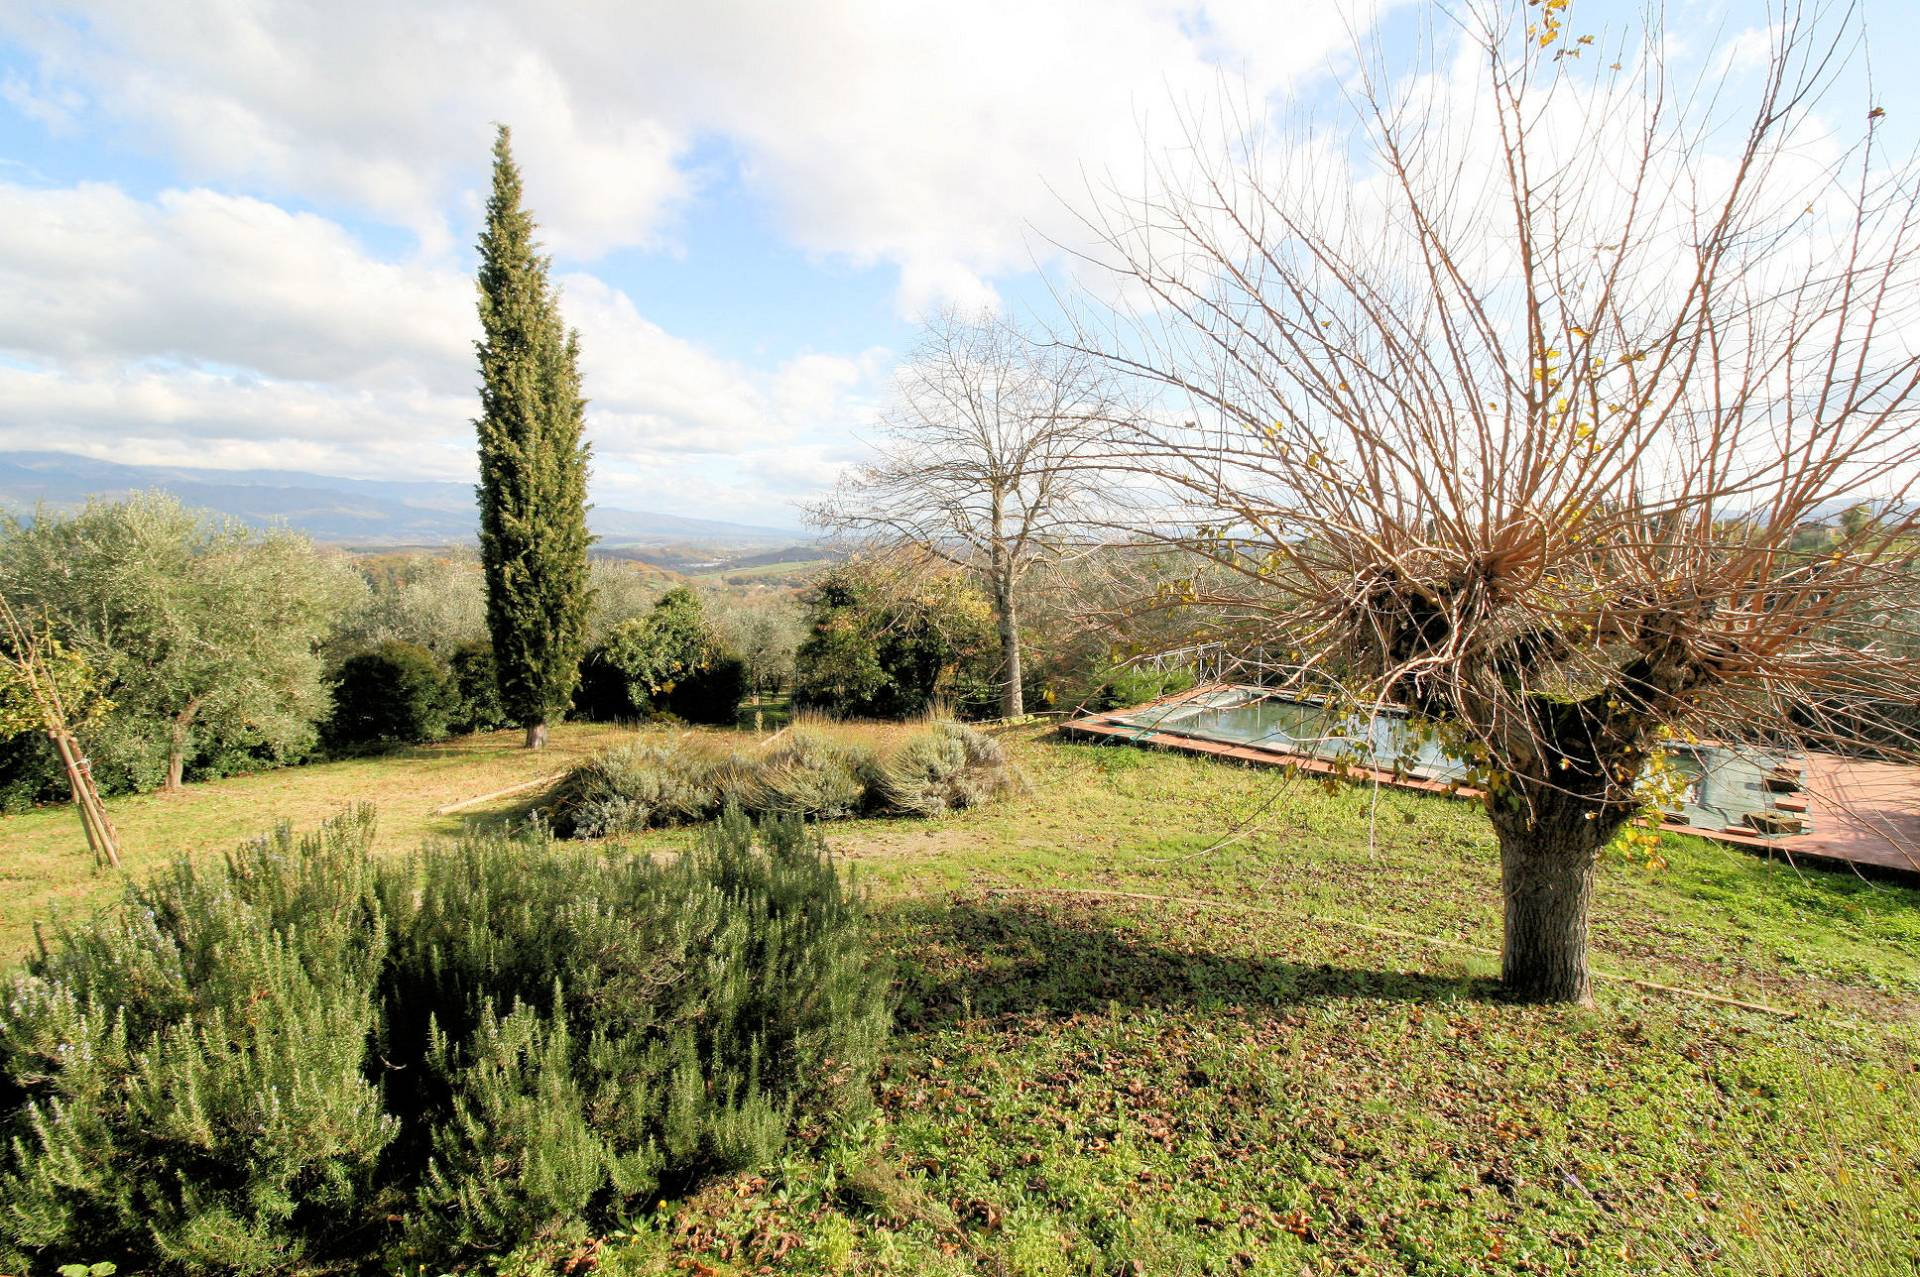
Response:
[1136, 642, 1313, 692]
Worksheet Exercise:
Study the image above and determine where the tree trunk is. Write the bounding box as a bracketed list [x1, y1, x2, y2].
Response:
[524, 720, 549, 750]
[988, 494, 1023, 720]
[1492, 800, 1604, 1005]
[165, 700, 200, 792]
[996, 585, 1023, 720]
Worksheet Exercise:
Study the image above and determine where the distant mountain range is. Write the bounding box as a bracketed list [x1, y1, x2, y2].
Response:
[0, 452, 808, 548]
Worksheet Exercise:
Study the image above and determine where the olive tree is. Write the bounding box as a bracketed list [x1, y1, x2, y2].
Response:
[325, 551, 489, 661]
[0, 493, 358, 791]
[1077, 1, 1920, 1001]
[704, 589, 803, 699]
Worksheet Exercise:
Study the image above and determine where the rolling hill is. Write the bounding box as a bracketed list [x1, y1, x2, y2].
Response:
[0, 451, 807, 548]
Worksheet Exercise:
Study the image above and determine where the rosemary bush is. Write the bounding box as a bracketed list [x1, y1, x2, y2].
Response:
[0, 806, 888, 1273]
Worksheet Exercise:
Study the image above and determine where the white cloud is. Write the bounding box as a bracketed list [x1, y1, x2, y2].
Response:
[0, 3, 693, 257]
[0, 70, 82, 131]
[0, 362, 472, 476]
[0, 181, 471, 387]
[1710, 24, 1780, 77]
[688, 0, 1387, 312]
[0, 0, 1388, 296]
[0, 0, 1398, 518]
[0, 179, 885, 522]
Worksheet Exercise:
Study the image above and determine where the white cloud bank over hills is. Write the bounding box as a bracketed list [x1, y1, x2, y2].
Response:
[0, 178, 889, 518]
[0, 0, 1387, 520]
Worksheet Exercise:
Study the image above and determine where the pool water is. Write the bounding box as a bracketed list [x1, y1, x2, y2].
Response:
[1662, 747, 1787, 833]
[1109, 689, 1473, 784]
[1108, 688, 1794, 835]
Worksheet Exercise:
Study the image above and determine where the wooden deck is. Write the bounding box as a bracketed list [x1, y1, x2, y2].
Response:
[1777, 753, 1920, 877]
[1061, 691, 1920, 882]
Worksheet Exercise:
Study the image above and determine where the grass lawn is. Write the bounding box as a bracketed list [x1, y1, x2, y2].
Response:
[3, 723, 1917, 1273]
[0, 723, 633, 964]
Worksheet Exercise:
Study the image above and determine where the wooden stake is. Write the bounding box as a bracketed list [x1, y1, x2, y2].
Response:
[431, 771, 567, 816]
[1, 592, 121, 869]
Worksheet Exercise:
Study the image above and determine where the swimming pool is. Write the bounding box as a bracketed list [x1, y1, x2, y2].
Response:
[1106, 687, 1475, 785]
[1661, 746, 1797, 835]
[1087, 685, 1803, 839]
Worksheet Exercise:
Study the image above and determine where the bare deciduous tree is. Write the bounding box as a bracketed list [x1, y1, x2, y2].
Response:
[1075, 0, 1920, 1002]
[811, 309, 1120, 718]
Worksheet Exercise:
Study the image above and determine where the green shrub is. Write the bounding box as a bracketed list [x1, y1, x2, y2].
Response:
[1088, 663, 1197, 712]
[326, 641, 456, 749]
[876, 721, 1017, 816]
[447, 639, 508, 733]
[0, 809, 396, 1273]
[0, 808, 890, 1274]
[575, 588, 740, 724]
[790, 612, 889, 717]
[747, 729, 875, 820]
[791, 562, 998, 720]
[549, 721, 1018, 837]
[0, 732, 66, 813]
[380, 806, 889, 1265]
[0, 725, 322, 812]
[571, 645, 642, 721]
[547, 740, 727, 838]
[667, 653, 749, 726]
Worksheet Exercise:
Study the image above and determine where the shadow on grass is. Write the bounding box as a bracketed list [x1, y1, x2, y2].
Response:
[390, 742, 529, 762]
[886, 896, 1501, 1028]
[438, 790, 556, 838]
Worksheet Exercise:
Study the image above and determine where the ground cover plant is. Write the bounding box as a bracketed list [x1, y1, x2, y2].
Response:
[0, 724, 1914, 1272]
[0, 804, 888, 1274]
[548, 718, 1017, 837]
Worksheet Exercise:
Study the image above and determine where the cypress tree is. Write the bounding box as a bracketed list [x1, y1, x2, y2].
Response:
[473, 125, 593, 748]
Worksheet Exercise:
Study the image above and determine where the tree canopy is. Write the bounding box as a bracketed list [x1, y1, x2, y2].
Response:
[793, 558, 998, 720]
[811, 309, 1119, 717]
[0, 493, 357, 791]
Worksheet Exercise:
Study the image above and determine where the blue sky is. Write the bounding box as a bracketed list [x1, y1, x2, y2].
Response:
[0, 0, 1913, 524]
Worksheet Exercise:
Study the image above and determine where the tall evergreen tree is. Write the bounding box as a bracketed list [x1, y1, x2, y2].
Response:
[473, 125, 593, 748]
